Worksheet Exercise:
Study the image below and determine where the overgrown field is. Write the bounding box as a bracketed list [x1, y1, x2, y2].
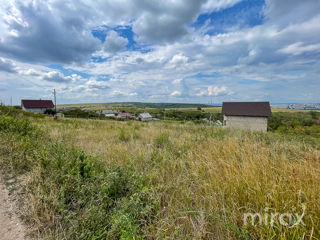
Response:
[0, 106, 320, 239]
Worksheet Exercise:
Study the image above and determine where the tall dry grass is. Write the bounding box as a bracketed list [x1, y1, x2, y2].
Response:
[31, 118, 320, 239]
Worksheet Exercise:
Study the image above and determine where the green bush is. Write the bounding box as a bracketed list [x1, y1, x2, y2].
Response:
[0, 111, 158, 239]
[0, 116, 36, 136]
[268, 111, 320, 137]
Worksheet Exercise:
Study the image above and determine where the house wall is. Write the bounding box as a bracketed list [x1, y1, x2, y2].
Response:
[22, 107, 50, 114]
[140, 117, 153, 121]
[223, 115, 268, 132]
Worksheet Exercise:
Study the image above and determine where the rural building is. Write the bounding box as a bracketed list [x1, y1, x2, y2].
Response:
[222, 102, 271, 132]
[102, 110, 114, 114]
[137, 112, 153, 121]
[21, 99, 54, 114]
[54, 113, 64, 119]
[117, 112, 131, 119]
[105, 113, 115, 117]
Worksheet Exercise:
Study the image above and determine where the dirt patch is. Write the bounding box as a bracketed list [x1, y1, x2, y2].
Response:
[0, 174, 30, 240]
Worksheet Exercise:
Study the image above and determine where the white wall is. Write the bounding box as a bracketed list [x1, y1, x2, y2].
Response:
[22, 107, 48, 114]
[223, 115, 268, 132]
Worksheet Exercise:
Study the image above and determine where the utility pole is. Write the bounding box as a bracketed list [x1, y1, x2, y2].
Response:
[53, 89, 57, 112]
[10, 96, 12, 106]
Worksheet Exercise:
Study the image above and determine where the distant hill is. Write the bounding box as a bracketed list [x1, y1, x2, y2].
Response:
[58, 102, 211, 109]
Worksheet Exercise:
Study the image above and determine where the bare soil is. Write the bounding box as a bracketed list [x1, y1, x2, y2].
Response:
[0, 174, 30, 240]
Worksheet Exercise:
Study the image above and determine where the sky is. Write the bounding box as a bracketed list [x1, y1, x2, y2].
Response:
[0, 0, 319, 105]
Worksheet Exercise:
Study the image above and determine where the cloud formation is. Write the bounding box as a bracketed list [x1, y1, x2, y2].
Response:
[42, 71, 82, 83]
[0, 1, 100, 63]
[0, 58, 16, 73]
[103, 30, 128, 53]
[0, 0, 319, 104]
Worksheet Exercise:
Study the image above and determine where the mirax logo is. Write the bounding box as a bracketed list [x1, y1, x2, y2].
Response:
[243, 206, 306, 227]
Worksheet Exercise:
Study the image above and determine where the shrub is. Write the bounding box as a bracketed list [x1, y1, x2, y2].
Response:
[44, 108, 56, 115]
[0, 112, 158, 239]
[0, 116, 36, 136]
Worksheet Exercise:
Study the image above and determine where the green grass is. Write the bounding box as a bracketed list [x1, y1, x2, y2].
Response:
[0, 106, 320, 239]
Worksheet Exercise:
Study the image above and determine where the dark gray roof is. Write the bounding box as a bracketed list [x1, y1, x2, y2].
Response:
[222, 102, 272, 117]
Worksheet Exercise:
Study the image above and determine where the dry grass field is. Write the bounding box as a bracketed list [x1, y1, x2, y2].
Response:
[0, 107, 320, 239]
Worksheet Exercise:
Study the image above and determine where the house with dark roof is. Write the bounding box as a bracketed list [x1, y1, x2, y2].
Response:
[222, 102, 272, 132]
[21, 99, 54, 114]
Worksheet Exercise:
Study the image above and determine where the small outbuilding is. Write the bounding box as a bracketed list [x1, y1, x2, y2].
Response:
[21, 99, 54, 114]
[222, 102, 272, 132]
[105, 113, 115, 117]
[54, 113, 64, 119]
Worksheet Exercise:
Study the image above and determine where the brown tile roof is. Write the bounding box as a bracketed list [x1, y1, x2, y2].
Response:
[222, 102, 272, 117]
[21, 99, 54, 109]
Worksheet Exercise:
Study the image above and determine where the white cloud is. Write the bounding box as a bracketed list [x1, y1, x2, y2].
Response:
[169, 54, 189, 66]
[170, 91, 181, 97]
[264, 0, 320, 27]
[197, 85, 232, 97]
[0, 58, 16, 73]
[85, 79, 109, 90]
[202, 0, 242, 12]
[278, 42, 320, 56]
[0, 0, 101, 63]
[103, 30, 128, 53]
[21, 68, 41, 76]
[42, 71, 82, 83]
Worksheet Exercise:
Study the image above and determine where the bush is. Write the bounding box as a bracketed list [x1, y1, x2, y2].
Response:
[0, 116, 36, 136]
[0, 112, 158, 239]
[268, 111, 320, 136]
[44, 108, 56, 115]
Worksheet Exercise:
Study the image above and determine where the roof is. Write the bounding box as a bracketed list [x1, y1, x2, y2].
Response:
[222, 102, 272, 117]
[138, 112, 152, 118]
[21, 99, 54, 109]
[118, 112, 131, 117]
[102, 110, 114, 114]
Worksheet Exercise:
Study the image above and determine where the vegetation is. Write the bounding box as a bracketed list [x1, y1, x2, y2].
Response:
[0, 105, 319, 239]
[61, 107, 222, 123]
[44, 108, 57, 115]
[61, 106, 320, 139]
[269, 111, 320, 138]
[58, 102, 211, 109]
[0, 107, 157, 239]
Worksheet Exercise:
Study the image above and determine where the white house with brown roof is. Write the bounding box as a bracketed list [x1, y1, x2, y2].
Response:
[222, 102, 272, 132]
[21, 99, 54, 114]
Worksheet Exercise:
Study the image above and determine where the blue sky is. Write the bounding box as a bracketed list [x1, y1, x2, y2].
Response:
[0, 0, 319, 105]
